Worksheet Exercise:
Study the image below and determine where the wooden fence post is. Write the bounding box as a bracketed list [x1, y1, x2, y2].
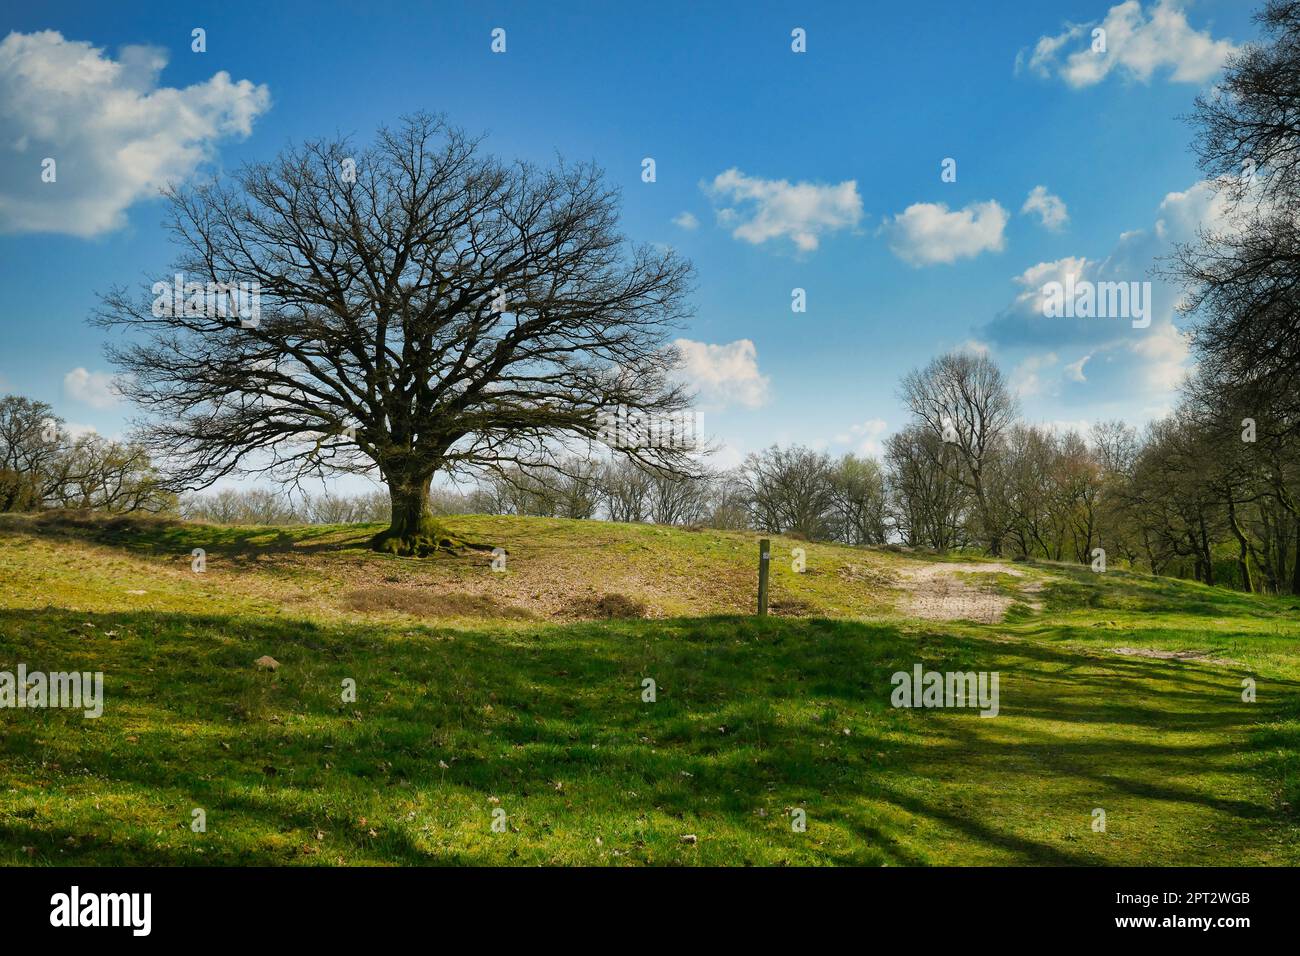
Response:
[757, 537, 770, 615]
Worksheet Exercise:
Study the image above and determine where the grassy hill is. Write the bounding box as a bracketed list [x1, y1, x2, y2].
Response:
[1, 512, 1297, 865]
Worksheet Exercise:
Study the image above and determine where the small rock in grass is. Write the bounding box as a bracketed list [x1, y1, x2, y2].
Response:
[254, 655, 280, 671]
[680, 834, 698, 845]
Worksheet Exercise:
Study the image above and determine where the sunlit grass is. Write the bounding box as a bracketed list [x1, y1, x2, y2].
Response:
[1, 513, 1297, 865]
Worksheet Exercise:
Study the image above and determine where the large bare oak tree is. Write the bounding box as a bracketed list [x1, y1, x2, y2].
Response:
[96, 115, 696, 555]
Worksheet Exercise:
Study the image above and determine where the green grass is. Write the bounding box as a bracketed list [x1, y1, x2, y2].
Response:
[0, 512, 1297, 865]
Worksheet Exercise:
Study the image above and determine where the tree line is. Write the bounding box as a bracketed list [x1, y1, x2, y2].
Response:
[7, 347, 1300, 595]
[0, 395, 172, 515]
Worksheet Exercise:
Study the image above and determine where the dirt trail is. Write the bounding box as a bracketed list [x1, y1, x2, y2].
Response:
[893, 561, 1043, 623]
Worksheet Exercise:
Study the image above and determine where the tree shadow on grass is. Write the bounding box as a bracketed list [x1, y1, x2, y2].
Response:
[0, 607, 1293, 866]
[1040, 564, 1293, 620]
[0, 511, 376, 559]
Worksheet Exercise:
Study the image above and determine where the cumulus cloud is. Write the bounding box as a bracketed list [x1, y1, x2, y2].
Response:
[672, 211, 699, 230]
[1012, 352, 1059, 398]
[63, 367, 123, 408]
[704, 168, 862, 252]
[1019, 0, 1238, 88]
[881, 200, 1008, 266]
[0, 30, 270, 237]
[673, 338, 770, 409]
[973, 181, 1237, 403]
[1133, 320, 1192, 392]
[834, 418, 889, 456]
[987, 251, 1192, 395]
[1022, 186, 1069, 231]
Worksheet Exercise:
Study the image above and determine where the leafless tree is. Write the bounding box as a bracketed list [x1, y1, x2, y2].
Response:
[1170, 1, 1300, 418]
[741, 445, 835, 539]
[0, 395, 62, 511]
[827, 453, 888, 545]
[884, 425, 969, 551]
[44, 434, 173, 513]
[598, 458, 651, 523]
[645, 467, 711, 526]
[95, 114, 695, 555]
[702, 468, 751, 531]
[900, 350, 1018, 554]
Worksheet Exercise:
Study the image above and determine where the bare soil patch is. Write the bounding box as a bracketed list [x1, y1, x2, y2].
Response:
[566, 593, 648, 619]
[893, 561, 1042, 623]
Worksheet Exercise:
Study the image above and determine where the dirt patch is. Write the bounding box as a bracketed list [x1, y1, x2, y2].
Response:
[343, 587, 535, 620]
[567, 593, 648, 619]
[1109, 646, 1241, 667]
[837, 563, 897, 589]
[893, 562, 1041, 623]
[769, 596, 816, 617]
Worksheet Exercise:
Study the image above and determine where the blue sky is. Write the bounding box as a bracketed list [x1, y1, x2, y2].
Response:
[0, 0, 1258, 486]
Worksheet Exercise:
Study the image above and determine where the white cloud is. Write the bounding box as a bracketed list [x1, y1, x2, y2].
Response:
[672, 211, 699, 230]
[1021, 185, 1069, 231]
[1042, 418, 1094, 437]
[63, 421, 101, 440]
[705, 168, 862, 252]
[1017, 23, 1087, 76]
[1009, 255, 1092, 318]
[976, 180, 1226, 405]
[1012, 352, 1059, 398]
[1064, 354, 1091, 382]
[673, 338, 770, 409]
[881, 200, 1008, 266]
[0, 30, 270, 237]
[63, 367, 122, 408]
[1153, 178, 1255, 243]
[1021, 0, 1238, 88]
[1132, 320, 1192, 392]
[709, 438, 747, 471]
[833, 418, 889, 456]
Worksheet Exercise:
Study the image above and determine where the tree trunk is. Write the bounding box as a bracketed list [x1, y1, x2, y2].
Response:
[1226, 498, 1254, 593]
[370, 470, 465, 556]
[1199, 514, 1215, 587]
[1291, 515, 1300, 595]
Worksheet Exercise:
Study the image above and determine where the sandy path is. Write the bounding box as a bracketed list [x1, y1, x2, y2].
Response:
[893, 561, 1042, 623]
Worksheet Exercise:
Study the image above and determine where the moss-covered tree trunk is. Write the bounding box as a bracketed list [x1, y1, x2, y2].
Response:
[370, 470, 465, 556]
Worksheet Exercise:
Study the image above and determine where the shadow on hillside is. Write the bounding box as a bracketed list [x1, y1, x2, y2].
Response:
[0, 606, 1290, 866]
[0, 511, 377, 560]
[1041, 563, 1289, 620]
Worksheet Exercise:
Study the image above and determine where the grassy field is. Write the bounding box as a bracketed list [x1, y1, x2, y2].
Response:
[0, 511, 1297, 865]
